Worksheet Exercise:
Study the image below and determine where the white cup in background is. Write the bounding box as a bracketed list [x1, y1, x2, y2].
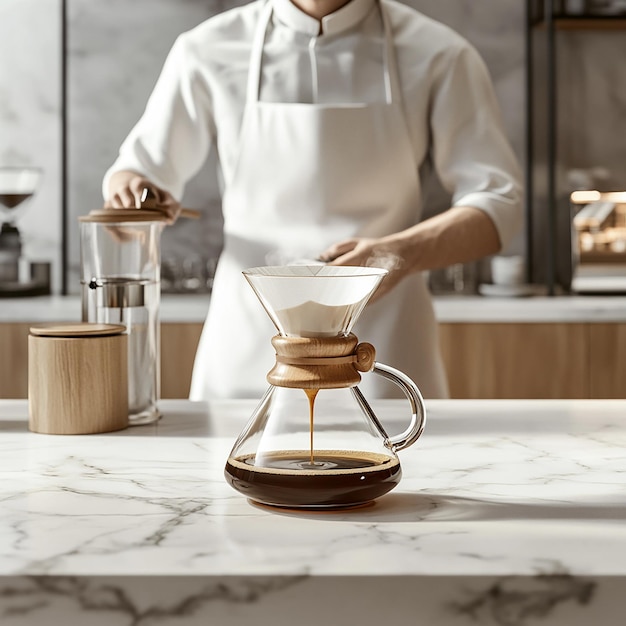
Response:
[491, 255, 526, 286]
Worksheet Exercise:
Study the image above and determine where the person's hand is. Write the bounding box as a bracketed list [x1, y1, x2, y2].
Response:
[106, 172, 182, 223]
[318, 236, 412, 303]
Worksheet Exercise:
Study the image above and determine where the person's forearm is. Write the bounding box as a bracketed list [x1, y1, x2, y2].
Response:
[394, 206, 501, 273]
[321, 206, 501, 272]
[319, 205, 502, 301]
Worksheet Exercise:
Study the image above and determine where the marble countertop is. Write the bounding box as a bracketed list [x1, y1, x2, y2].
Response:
[2, 398, 626, 577]
[2, 398, 625, 624]
[3, 293, 626, 323]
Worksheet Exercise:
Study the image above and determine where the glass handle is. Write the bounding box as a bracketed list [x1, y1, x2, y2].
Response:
[372, 362, 426, 452]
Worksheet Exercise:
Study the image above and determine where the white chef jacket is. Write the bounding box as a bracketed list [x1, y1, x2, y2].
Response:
[103, 0, 522, 248]
[104, 0, 521, 399]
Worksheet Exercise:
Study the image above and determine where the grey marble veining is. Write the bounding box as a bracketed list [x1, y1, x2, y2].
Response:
[3, 575, 623, 626]
[1, 398, 626, 625]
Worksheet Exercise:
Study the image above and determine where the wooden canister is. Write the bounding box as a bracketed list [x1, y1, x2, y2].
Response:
[28, 323, 128, 435]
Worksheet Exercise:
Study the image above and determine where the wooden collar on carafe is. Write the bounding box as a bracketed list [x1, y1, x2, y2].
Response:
[267, 333, 376, 389]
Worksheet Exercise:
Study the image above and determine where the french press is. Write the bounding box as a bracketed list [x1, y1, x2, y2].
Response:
[79, 207, 167, 425]
[224, 265, 426, 510]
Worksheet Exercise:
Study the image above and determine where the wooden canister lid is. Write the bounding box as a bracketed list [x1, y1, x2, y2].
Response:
[30, 323, 126, 338]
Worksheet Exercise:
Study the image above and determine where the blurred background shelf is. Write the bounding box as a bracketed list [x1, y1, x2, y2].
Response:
[553, 16, 626, 28]
[534, 16, 626, 28]
[526, 1, 626, 296]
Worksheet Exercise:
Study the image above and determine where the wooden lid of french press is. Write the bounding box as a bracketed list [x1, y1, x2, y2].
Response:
[79, 188, 201, 223]
[79, 208, 172, 223]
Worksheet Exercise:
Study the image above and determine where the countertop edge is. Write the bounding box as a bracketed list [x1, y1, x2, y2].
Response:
[2, 294, 626, 323]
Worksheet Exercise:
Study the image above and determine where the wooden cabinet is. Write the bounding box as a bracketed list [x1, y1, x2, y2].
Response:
[438, 323, 590, 399]
[1, 321, 625, 400]
[166, 321, 626, 400]
[0, 323, 30, 399]
[160, 323, 203, 398]
[0, 322, 204, 401]
[588, 324, 626, 399]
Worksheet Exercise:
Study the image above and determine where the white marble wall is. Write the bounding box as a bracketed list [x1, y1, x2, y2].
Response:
[0, 0, 62, 292]
[2, 1, 625, 294]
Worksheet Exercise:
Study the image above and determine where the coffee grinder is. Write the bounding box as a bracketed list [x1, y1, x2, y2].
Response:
[224, 264, 427, 510]
[0, 167, 51, 297]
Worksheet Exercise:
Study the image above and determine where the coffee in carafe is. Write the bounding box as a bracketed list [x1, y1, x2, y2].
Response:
[224, 265, 426, 510]
[226, 450, 401, 509]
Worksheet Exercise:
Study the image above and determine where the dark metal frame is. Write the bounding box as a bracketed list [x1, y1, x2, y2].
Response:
[524, 0, 534, 286]
[61, 0, 68, 295]
[545, 0, 557, 296]
[525, 0, 558, 295]
[526, 2, 626, 295]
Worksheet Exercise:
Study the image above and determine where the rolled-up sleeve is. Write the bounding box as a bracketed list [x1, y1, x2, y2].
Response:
[429, 43, 523, 249]
[102, 35, 215, 201]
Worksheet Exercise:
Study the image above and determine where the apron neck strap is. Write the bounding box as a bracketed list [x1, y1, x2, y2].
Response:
[246, 0, 402, 106]
[380, 1, 401, 105]
[246, 1, 273, 104]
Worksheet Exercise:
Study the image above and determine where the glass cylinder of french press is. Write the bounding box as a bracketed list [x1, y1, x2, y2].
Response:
[79, 208, 167, 425]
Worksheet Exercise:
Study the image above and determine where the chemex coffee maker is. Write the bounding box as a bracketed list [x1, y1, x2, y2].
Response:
[0, 167, 51, 297]
[225, 265, 426, 510]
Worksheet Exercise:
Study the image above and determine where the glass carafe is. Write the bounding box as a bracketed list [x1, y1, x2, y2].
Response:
[79, 208, 166, 425]
[224, 265, 426, 510]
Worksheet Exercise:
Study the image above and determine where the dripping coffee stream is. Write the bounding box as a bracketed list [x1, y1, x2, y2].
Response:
[304, 388, 318, 467]
[224, 265, 426, 510]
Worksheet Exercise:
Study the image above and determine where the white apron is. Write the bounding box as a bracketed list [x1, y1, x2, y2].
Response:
[190, 0, 449, 400]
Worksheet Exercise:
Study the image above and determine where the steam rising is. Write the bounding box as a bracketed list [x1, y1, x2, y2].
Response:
[265, 248, 403, 272]
[365, 251, 403, 272]
[265, 249, 324, 266]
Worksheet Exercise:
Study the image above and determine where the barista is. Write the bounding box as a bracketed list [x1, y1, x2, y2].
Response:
[104, 0, 523, 400]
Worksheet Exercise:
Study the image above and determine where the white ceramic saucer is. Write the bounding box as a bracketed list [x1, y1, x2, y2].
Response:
[478, 283, 543, 298]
